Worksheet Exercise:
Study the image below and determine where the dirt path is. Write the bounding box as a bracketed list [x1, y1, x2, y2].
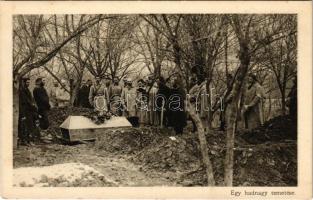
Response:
[85, 154, 177, 186]
[14, 143, 180, 186]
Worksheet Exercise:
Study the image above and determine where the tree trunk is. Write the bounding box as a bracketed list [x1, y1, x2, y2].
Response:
[187, 102, 215, 186]
[70, 85, 79, 106]
[225, 27, 231, 89]
[169, 24, 215, 185]
[224, 94, 241, 185]
[224, 41, 251, 186]
[173, 42, 182, 71]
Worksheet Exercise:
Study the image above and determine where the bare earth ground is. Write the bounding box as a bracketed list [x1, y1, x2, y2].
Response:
[14, 142, 179, 186]
[13, 107, 297, 187]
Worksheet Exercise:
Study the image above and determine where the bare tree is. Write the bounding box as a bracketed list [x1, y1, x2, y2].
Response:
[81, 16, 139, 81]
[13, 14, 106, 147]
[134, 18, 170, 81]
[141, 14, 216, 186]
[223, 14, 297, 185]
[260, 15, 297, 115]
[182, 15, 227, 129]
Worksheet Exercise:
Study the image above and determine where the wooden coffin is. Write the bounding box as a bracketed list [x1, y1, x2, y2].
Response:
[59, 116, 132, 142]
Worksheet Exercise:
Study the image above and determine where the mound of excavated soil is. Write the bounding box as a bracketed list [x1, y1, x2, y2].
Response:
[134, 134, 202, 172]
[179, 115, 297, 186]
[95, 126, 226, 175]
[94, 128, 227, 185]
[240, 115, 297, 144]
[180, 141, 296, 186]
[94, 127, 162, 154]
[45, 108, 297, 186]
[93, 116, 296, 186]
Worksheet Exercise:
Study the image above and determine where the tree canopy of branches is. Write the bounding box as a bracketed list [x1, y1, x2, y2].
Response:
[13, 14, 297, 186]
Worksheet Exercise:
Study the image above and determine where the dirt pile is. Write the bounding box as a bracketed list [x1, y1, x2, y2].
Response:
[48, 107, 68, 139]
[240, 115, 297, 144]
[180, 141, 296, 186]
[94, 126, 227, 184]
[94, 127, 172, 154]
[135, 134, 202, 172]
[235, 141, 297, 186]
[44, 108, 297, 186]
[92, 119, 297, 186]
[131, 132, 227, 185]
[180, 115, 297, 186]
[47, 107, 94, 139]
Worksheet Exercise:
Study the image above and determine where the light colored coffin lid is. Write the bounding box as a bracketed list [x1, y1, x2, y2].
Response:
[60, 116, 132, 130]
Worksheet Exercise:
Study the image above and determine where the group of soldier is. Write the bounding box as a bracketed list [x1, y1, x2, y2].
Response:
[19, 77, 51, 146]
[18, 71, 277, 146]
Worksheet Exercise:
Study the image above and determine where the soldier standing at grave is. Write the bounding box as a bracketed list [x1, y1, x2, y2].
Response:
[78, 80, 92, 108]
[121, 78, 138, 127]
[168, 77, 187, 134]
[89, 76, 109, 111]
[19, 78, 41, 145]
[242, 73, 266, 130]
[147, 75, 159, 126]
[122, 76, 128, 87]
[156, 77, 171, 127]
[136, 79, 149, 125]
[33, 77, 51, 131]
[109, 78, 123, 116]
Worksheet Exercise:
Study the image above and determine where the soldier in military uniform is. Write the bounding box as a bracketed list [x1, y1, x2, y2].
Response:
[121, 78, 138, 127]
[242, 74, 266, 130]
[136, 79, 149, 125]
[147, 75, 159, 126]
[33, 77, 50, 130]
[108, 78, 123, 116]
[89, 76, 109, 111]
[19, 78, 41, 145]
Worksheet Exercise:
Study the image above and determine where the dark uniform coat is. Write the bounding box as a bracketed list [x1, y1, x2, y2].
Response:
[168, 86, 187, 134]
[33, 86, 50, 130]
[19, 86, 40, 142]
[78, 85, 92, 108]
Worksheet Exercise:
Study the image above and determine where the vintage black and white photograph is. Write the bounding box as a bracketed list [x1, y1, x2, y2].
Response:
[12, 13, 298, 187]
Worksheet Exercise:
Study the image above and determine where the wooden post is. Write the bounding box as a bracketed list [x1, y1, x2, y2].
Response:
[160, 100, 165, 128]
